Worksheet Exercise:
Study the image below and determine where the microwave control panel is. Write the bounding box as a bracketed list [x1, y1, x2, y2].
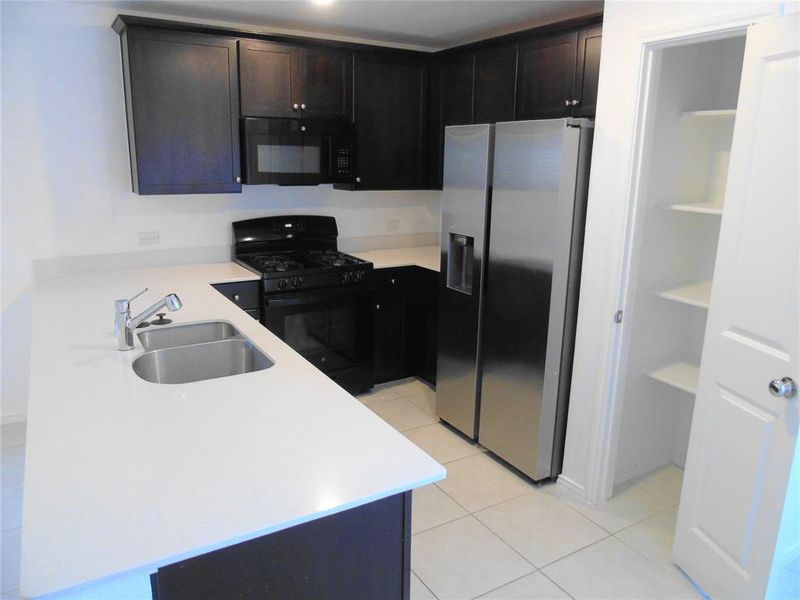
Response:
[335, 148, 352, 176]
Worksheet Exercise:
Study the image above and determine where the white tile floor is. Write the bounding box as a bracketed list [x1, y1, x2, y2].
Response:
[1, 422, 25, 598]
[0, 381, 700, 599]
[363, 378, 701, 600]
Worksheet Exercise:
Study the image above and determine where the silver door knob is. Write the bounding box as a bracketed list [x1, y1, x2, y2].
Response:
[571, 99, 580, 106]
[300, 103, 307, 110]
[769, 377, 797, 398]
[292, 103, 299, 110]
[235, 176, 241, 183]
[565, 99, 571, 107]
[301, 125, 306, 132]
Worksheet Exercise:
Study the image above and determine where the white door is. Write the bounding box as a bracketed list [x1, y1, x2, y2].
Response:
[673, 12, 800, 600]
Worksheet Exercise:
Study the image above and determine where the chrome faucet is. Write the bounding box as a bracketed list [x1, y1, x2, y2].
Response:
[114, 288, 183, 351]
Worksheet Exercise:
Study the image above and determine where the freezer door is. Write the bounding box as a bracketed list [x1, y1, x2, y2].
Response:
[479, 118, 592, 480]
[436, 124, 494, 439]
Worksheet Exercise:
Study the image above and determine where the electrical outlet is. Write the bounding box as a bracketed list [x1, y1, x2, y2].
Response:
[138, 231, 160, 246]
[385, 218, 400, 232]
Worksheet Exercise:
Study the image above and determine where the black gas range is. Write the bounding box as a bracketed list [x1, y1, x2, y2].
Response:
[232, 216, 374, 393]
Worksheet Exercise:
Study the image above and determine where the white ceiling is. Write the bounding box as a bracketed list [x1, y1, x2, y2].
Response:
[93, 0, 603, 51]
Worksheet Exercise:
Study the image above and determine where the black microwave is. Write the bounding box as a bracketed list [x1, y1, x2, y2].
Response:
[241, 117, 355, 186]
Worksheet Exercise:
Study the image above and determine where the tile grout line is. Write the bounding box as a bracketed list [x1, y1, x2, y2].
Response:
[469, 568, 542, 600]
[411, 568, 440, 600]
[411, 511, 469, 536]
[539, 570, 577, 600]
[399, 419, 442, 435]
[611, 517, 702, 597]
[547, 485, 677, 536]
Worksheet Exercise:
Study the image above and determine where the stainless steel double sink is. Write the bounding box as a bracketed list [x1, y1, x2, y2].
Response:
[132, 321, 274, 384]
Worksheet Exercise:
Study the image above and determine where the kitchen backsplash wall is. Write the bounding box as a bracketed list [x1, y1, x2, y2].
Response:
[0, 1, 441, 422]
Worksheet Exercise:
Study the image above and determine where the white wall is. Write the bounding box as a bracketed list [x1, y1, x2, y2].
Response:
[0, 1, 441, 422]
[560, 0, 790, 497]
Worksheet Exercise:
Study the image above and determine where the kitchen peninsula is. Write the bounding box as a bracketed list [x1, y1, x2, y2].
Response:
[19, 262, 445, 599]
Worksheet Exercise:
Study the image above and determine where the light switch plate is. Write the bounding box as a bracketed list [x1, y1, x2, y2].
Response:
[138, 231, 160, 246]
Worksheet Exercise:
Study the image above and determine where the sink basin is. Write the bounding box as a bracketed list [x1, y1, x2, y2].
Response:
[133, 339, 274, 384]
[138, 321, 241, 351]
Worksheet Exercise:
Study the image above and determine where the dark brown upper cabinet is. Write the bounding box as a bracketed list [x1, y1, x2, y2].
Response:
[473, 45, 518, 124]
[300, 46, 353, 120]
[119, 26, 241, 195]
[429, 53, 474, 188]
[574, 25, 602, 117]
[349, 52, 427, 190]
[239, 40, 299, 118]
[239, 40, 352, 120]
[516, 31, 578, 120]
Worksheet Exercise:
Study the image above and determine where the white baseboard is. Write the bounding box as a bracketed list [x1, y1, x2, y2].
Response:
[1, 413, 27, 426]
[556, 473, 586, 498]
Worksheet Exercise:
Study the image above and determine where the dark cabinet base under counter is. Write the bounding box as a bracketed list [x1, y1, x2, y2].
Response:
[374, 266, 438, 386]
[151, 492, 412, 600]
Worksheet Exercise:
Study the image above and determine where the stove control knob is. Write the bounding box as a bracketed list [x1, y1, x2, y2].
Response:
[355, 270, 364, 281]
[277, 279, 288, 290]
[342, 272, 350, 284]
[291, 277, 302, 288]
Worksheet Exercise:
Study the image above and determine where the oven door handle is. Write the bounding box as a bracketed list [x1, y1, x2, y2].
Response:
[264, 283, 373, 308]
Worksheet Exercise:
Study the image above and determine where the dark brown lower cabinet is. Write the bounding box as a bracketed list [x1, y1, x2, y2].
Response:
[151, 492, 412, 600]
[373, 267, 438, 386]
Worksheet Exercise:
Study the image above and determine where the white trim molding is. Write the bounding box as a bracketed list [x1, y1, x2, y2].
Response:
[567, 2, 781, 505]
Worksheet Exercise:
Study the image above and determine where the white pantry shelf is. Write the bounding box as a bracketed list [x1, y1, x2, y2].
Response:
[645, 361, 700, 396]
[656, 281, 712, 309]
[680, 109, 736, 118]
[664, 202, 723, 215]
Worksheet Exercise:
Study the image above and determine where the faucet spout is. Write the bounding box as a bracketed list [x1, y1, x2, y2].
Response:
[115, 292, 182, 351]
[127, 294, 182, 330]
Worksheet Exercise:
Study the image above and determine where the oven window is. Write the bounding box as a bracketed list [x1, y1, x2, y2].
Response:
[264, 290, 373, 374]
[285, 304, 353, 361]
[257, 144, 320, 174]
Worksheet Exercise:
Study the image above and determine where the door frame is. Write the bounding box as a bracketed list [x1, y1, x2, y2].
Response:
[577, 5, 782, 505]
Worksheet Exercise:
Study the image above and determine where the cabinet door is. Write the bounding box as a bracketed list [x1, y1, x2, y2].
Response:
[353, 53, 427, 189]
[123, 27, 241, 195]
[516, 32, 577, 120]
[406, 267, 439, 386]
[299, 47, 353, 120]
[473, 45, 517, 124]
[573, 26, 602, 117]
[374, 270, 409, 384]
[239, 40, 300, 118]
[429, 53, 474, 189]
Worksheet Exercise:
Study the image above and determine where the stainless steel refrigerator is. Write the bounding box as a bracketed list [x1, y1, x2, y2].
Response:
[436, 118, 593, 482]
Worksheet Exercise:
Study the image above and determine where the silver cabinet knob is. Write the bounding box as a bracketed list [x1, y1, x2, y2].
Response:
[571, 99, 580, 106]
[300, 103, 307, 110]
[390, 278, 397, 285]
[235, 176, 242, 183]
[769, 377, 797, 398]
[233, 294, 240, 303]
[375, 303, 380, 310]
[565, 99, 571, 107]
[355, 176, 361, 183]
[292, 103, 299, 110]
[300, 125, 307, 132]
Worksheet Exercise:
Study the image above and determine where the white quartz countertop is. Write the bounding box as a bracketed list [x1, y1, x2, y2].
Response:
[352, 245, 440, 272]
[20, 262, 445, 598]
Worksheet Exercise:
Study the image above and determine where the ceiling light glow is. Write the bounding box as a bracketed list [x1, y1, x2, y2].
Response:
[311, 0, 336, 5]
